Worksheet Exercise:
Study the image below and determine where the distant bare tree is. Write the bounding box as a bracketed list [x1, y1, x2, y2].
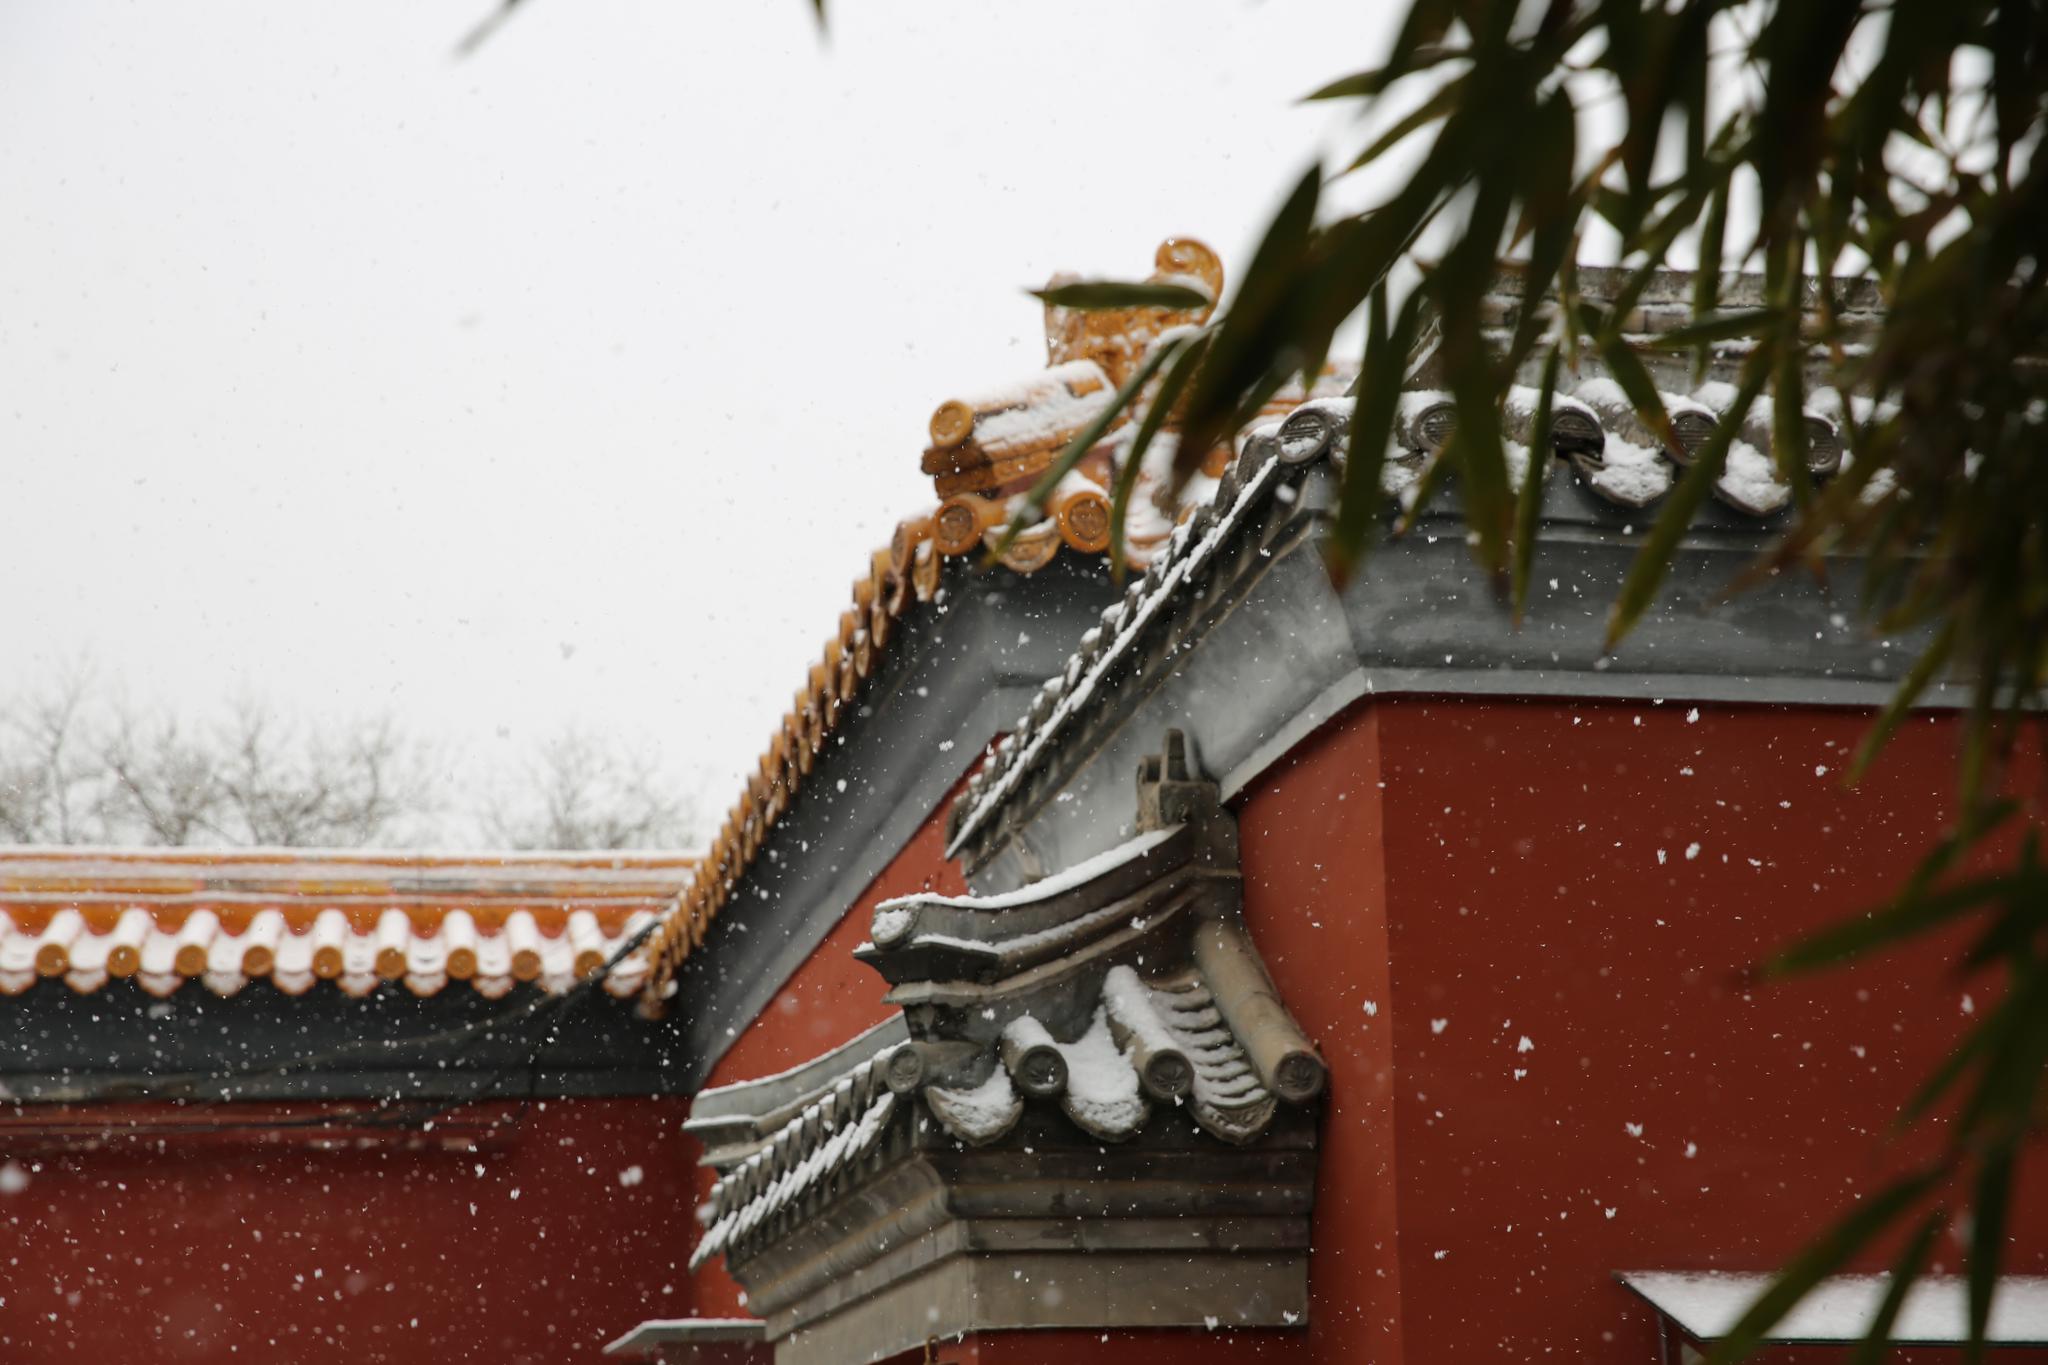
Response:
[0, 673, 106, 844]
[100, 712, 230, 846]
[1, 681, 699, 850]
[1, 685, 439, 848]
[483, 727, 699, 850]
[209, 705, 432, 847]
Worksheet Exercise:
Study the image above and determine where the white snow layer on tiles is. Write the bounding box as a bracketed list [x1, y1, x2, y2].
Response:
[926, 1066, 1024, 1145]
[0, 907, 655, 999]
[880, 827, 1178, 916]
[1572, 377, 1631, 412]
[1058, 1009, 1148, 1138]
[1621, 1272, 2048, 1344]
[967, 360, 1116, 455]
[1396, 389, 1452, 433]
[869, 904, 916, 946]
[1589, 437, 1671, 501]
[1102, 965, 1182, 1056]
[1506, 384, 1599, 432]
[1716, 441, 1792, 512]
[1590, 437, 1673, 504]
[1504, 441, 1532, 492]
[694, 1086, 897, 1269]
[1380, 457, 1424, 507]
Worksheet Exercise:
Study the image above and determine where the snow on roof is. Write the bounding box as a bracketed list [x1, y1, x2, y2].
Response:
[603, 1317, 766, 1358]
[0, 847, 688, 1000]
[1618, 1271, 2048, 1345]
[687, 1049, 899, 1273]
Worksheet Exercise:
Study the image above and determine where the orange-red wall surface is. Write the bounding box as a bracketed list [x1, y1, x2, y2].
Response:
[690, 694, 2046, 1364]
[0, 1096, 696, 1364]
[1238, 696, 2044, 1365]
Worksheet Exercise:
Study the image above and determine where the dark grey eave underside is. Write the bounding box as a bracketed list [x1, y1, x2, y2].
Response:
[665, 554, 1130, 1091]
[0, 978, 685, 1102]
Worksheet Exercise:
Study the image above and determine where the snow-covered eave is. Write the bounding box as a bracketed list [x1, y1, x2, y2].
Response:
[1617, 1270, 2048, 1345]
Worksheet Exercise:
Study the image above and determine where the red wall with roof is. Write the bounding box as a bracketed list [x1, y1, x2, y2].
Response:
[678, 696, 2045, 1363]
[0, 1097, 695, 1365]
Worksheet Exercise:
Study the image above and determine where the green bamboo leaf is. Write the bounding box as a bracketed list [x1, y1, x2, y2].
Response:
[1030, 281, 1213, 312]
[1511, 346, 1562, 623]
[1327, 287, 1424, 581]
[1343, 78, 1467, 174]
[1991, 1, 2028, 189]
[1960, 872, 2048, 971]
[1578, 302, 1680, 450]
[1107, 331, 1207, 579]
[988, 333, 1183, 562]
[1603, 358, 1767, 649]
[1302, 44, 1465, 101]
[1771, 870, 2021, 977]
[1966, 1146, 1998, 1358]
[1899, 1011, 2005, 1131]
[1505, 90, 1579, 371]
[1643, 309, 1781, 350]
[1847, 1210, 1948, 1365]
[1693, 180, 1729, 382]
[1849, 616, 1958, 782]
[1949, 961, 2048, 1150]
[1765, 235, 1815, 507]
[1773, 800, 2019, 978]
[1704, 1169, 1941, 1365]
[1171, 165, 1322, 477]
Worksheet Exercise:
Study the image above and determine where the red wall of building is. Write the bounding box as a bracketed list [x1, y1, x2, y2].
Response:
[0, 1096, 696, 1364]
[674, 695, 2042, 1365]
[1237, 695, 2045, 1365]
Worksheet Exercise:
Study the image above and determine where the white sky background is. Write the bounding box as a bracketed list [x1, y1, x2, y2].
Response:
[0, 0, 1390, 839]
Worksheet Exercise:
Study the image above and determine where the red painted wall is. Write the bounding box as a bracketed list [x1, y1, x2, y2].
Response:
[0, 1096, 695, 1364]
[1237, 695, 2045, 1365]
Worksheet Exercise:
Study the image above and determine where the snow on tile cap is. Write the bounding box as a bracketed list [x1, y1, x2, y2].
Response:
[1617, 1271, 2048, 1345]
[868, 731, 1320, 1144]
[0, 847, 687, 1001]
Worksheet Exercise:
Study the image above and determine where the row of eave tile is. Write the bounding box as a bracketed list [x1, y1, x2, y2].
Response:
[0, 906, 657, 999]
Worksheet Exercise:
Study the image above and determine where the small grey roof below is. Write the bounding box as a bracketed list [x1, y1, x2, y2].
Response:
[603, 1318, 767, 1357]
[1617, 1272, 2048, 1345]
[688, 734, 1324, 1281]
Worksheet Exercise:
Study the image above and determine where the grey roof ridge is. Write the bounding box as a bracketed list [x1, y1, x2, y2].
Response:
[945, 444, 1308, 858]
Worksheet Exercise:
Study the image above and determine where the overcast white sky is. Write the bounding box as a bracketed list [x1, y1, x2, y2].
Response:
[1, 0, 1389, 834]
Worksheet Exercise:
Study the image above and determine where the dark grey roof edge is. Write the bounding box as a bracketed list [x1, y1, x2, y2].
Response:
[687, 1013, 909, 1129]
[1497, 262, 1886, 317]
[668, 555, 1126, 1091]
[945, 433, 1952, 886]
[944, 448, 1327, 865]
